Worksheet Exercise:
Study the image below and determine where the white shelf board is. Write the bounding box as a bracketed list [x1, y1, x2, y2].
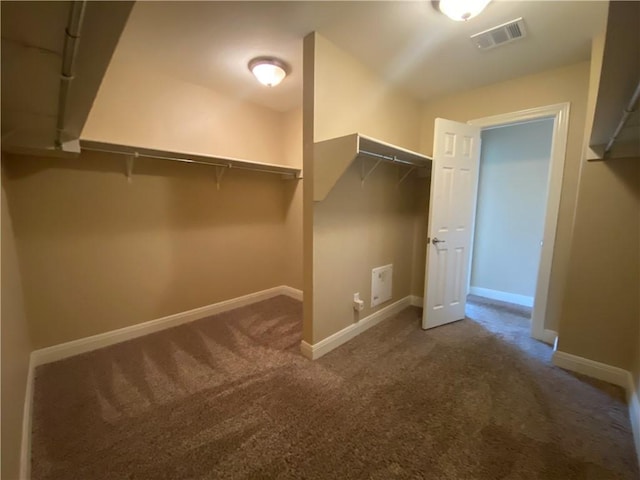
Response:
[80, 139, 302, 178]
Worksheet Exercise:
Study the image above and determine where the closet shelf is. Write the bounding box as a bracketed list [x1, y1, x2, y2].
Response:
[79, 140, 302, 180]
[314, 133, 432, 201]
[587, 1, 640, 160]
[358, 135, 432, 169]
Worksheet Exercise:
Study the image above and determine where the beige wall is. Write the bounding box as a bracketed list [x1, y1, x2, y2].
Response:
[306, 33, 427, 344]
[3, 52, 306, 347]
[283, 107, 303, 169]
[419, 61, 591, 330]
[313, 34, 422, 149]
[302, 34, 316, 343]
[83, 55, 304, 292]
[558, 158, 640, 369]
[82, 59, 285, 165]
[557, 158, 640, 369]
[1, 163, 33, 480]
[282, 108, 303, 290]
[4, 152, 293, 348]
[283, 181, 303, 291]
[556, 30, 640, 372]
[313, 162, 428, 342]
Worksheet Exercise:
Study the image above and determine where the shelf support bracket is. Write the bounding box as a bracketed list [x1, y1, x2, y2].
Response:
[281, 171, 301, 180]
[396, 166, 416, 188]
[361, 158, 382, 186]
[215, 166, 226, 190]
[125, 153, 136, 183]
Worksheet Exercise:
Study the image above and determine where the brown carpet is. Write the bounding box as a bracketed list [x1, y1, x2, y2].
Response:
[31, 295, 638, 479]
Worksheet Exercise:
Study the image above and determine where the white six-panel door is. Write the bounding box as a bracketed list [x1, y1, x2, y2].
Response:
[422, 118, 481, 329]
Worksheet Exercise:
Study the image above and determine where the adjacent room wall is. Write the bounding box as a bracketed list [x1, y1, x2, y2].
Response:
[306, 32, 427, 345]
[4, 152, 292, 348]
[419, 61, 590, 331]
[557, 158, 640, 370]
[471, 119, 554, 303]
[1, 163, 33, 480]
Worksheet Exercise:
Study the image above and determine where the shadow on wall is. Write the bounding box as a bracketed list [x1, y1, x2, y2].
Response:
[3, 151, 296, 348]
[312, 159, 429, 342]
[605, 156, 640, 202]
[159, 149, 294, 319]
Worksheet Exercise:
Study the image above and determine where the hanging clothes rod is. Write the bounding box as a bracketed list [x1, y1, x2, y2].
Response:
[604, 79, 640, 155]
[358, 149, 428, 168]
[79, 140, 301, 178]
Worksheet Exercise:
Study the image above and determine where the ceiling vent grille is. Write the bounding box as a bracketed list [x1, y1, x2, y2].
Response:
[471, 18, 527, 50]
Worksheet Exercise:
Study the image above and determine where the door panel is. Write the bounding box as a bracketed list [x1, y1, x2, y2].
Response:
[422, 118, 481, 330]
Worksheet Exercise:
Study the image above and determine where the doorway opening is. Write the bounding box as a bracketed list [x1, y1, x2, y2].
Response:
[467, 117, 554, 331]
[467, 103, 570, 344]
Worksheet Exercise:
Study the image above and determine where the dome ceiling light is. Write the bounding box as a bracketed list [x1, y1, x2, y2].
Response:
[436, 0, 492, 21]
[248, 57, 289, 87]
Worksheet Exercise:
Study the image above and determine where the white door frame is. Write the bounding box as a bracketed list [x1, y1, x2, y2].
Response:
[468, 102, 570, 345]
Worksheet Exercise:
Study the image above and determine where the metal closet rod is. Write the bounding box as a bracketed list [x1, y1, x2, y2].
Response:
[81, 145, 299, 177]
[604, 79, 640, 154]
[358, 149, 427, 167]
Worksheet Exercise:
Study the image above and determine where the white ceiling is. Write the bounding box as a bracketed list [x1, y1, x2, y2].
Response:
[113, 0, 608, 112]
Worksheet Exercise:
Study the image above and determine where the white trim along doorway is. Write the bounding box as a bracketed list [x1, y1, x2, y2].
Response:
[468, 102, 570, 345]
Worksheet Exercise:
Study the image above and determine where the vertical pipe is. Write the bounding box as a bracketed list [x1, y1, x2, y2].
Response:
[56, 1, 87, 148]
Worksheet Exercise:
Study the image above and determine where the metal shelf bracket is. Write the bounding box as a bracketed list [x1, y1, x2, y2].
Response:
[396, 166, 416, 188]
[361, 158, 383, 186]
[215, 166, 226, 190]
[125, 152, 137, 183]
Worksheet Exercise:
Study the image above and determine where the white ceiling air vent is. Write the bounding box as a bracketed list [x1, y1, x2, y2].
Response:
[470, 18, 527, 50]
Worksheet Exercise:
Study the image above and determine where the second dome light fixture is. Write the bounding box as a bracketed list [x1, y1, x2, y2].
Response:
[438, 0, 491, 21]
[248, 57, 289, 87]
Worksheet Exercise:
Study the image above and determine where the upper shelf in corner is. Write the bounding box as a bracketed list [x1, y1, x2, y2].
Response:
[587, 1, 640, 160]
[314, 133, 432, 201]
[79, 139, 302, 179]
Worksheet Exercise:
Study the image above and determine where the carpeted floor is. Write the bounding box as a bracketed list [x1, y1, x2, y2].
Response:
[31, 295, 638, 479]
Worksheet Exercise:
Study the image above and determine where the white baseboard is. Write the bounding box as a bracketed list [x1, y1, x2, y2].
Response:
[280, 285, 303, 301]
[541, 329, 558, 345]
[552, 347, 640, 467]
[551, 348, 629, 388]
[299, 339, 313, 360]
[410, 295, 423, 307]
[533, 328, 558, 346]
[626, 373, 640, 470]
[31, 285, 302, 367]
[19, 360, 35, 480]
[469, 286, 534, 308]
[300, 296, 412, 360]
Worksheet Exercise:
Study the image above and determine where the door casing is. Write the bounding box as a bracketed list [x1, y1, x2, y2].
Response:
[467, 102, 571, 345]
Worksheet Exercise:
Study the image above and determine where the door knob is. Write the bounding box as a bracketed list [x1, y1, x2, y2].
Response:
[432, 237, 446, 245]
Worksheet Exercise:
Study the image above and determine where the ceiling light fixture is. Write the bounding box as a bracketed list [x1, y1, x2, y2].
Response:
[248, 57, 288, 87]
[437, 0, 491, 21]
